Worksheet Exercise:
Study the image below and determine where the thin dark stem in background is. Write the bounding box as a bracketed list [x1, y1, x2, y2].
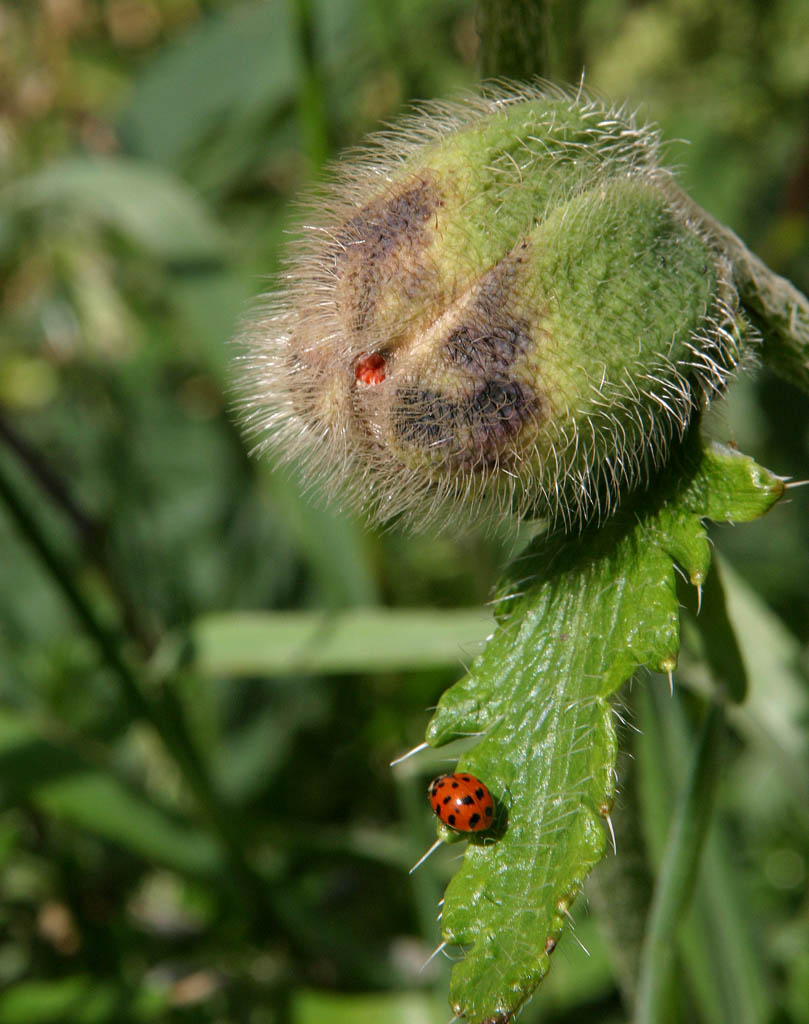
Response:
[0, 451, 269, 920]
[0, 409, 99, 546]
[0, 407, 157, 653]
[289, 0, 329, 174]
[477, 0, 585, 82]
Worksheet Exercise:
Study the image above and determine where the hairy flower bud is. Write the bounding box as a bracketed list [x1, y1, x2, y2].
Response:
[236, 83, 749, 531]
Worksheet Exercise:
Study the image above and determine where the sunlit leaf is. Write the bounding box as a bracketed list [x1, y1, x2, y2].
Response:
[425, 439, 784, 1023]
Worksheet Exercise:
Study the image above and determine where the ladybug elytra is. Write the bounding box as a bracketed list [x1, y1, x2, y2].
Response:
[428, 773, 494, 832]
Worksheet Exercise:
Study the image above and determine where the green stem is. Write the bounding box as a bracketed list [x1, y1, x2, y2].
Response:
[634, 697, 727, 1023]
[669, 182, 809, 394]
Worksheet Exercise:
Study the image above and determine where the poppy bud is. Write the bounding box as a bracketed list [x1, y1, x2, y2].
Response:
[236, 84, 748, 531]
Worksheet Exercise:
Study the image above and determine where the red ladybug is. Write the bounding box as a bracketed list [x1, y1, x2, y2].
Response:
[428, 773, 495, 832]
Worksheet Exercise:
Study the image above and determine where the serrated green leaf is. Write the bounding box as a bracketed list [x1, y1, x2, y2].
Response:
[1, 157, 227, 264]
[425, 437, 784, 1023]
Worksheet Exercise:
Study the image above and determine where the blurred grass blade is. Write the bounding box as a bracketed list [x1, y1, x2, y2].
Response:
[0, 977, 117, 1024]
[1, 157, 227, 264]
[265, 473, 381, 607]
[685, 559, 747, 702]
[293, 989, 446, 1024]
[34, 772, 222, 878]
[290, 0, 330, 172]
[636, 685, 772, 1023]
[188, 607, 493, 676]
[634, 699, 726, 1023]
[721, 561, 809, 792]
[0, 708, 221, 878]
[120, 1, 297, 170]
[679, 558, 809, 830]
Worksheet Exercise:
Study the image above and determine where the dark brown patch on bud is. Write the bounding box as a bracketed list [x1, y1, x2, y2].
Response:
[394, 388, 454, 446]
[443, 247, 535, 375]
[335, 174, 443, 332]
[391, 244, 544, 470]
[444, 323, 528, 375]
[394, 377, 541, 470]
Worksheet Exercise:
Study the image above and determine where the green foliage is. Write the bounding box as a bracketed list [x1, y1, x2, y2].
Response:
[0, 707, 221, 878]
[426, 439, 784, 1022]
[1, 157, 227, 265]
[0, 2, 808, 1023]
[121, 2, 300, 176]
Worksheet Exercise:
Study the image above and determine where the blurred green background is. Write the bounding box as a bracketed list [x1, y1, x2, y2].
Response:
[0, 1, 808, 1021]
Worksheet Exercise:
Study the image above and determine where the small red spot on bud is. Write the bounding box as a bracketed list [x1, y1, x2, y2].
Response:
[355, 353, 387, 385]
